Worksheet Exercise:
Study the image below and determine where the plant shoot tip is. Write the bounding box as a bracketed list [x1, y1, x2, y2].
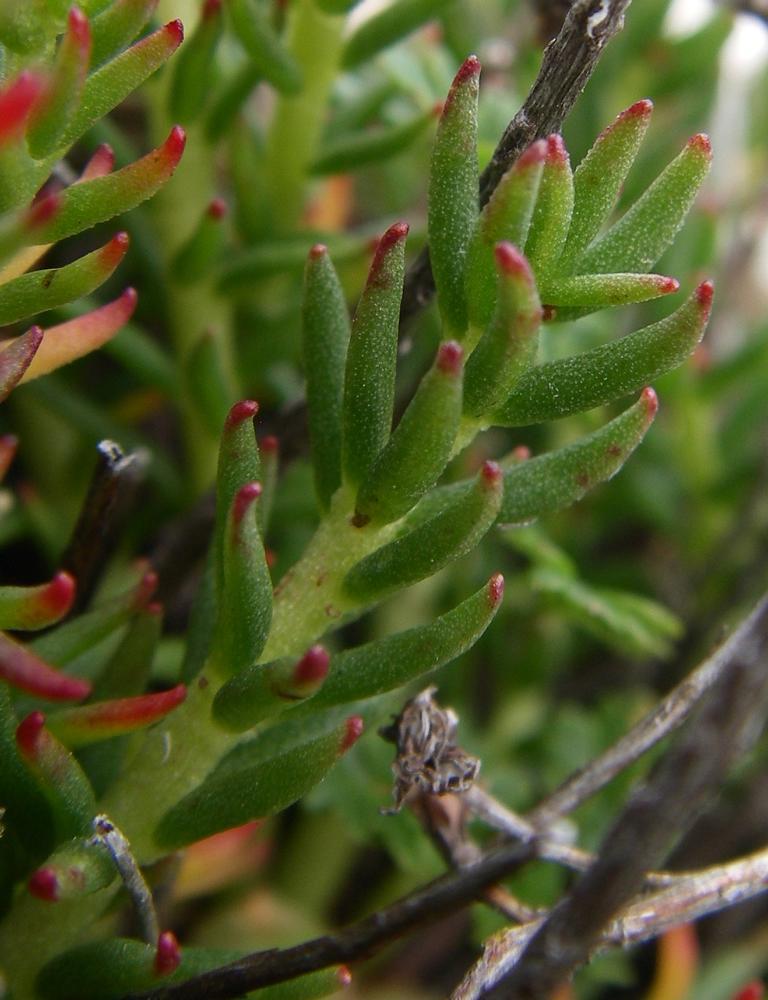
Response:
[28, 867, 59, 902]
[226, 399, 259, 427]
[342, 716, 364, 751]
[437, 340, 463, 374]
[488, 573, 505, 605]
[154, 931, 181, 976]
[16, 711, 45, 753]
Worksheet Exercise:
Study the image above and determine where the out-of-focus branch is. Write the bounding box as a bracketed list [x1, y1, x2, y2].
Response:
[399, 0, 632, 328]
[484, 594, 768, 998]
[452, 844, 768, 999]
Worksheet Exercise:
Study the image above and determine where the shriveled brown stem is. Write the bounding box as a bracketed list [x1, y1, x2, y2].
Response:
[399, 0, 632, 328]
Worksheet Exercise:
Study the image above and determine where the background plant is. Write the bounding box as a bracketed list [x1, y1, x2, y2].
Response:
[0, 1, 767, 998]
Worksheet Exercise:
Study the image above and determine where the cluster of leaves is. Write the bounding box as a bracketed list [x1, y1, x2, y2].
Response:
[1, 0, 756, 997]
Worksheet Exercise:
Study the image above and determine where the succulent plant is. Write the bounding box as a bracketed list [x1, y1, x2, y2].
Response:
[0, 2, 725, 997]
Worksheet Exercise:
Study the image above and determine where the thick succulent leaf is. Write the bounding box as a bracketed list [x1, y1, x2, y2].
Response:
[310, 106, 437, 175]
[0, 232, 129, 325]
[428, 56, 479, 338]
[574, 134, 712, 275]
[26, 8, 91, 159]
[303, 573, 504, 710]
[560, 99, 654, 269]
[342, 0, 454, 68]
[154, 716, 363, 848]
[498, 388, 658, 524]
[0, 72, 45, 147]
[464, 243, 541, 418]
[171, 198, 227, 284]
[343, 461, 502, 603]
[302, 244, 350, 509]
[30, 129, 186, 245]
[30, 568, 157, 668]
[0, 572, 75, 631]
[90, 0, 160, 67]
[185, 329, 233, 437]
[15, 712, 96, 840]
[341, 222, 408, 487]
[540, 271, 678, 313]
[0, 325, 43, 401]
[229, 0, 303, 94]
[37, 939, 349, 1000]
[27, 838, 115, 902]
[523, 135, 574, 280]
[169, 0, 223, 123]
[0, 632, 91, 701]
[46, 685, 187, 747]
[14, 288, 137, 382]
[55, 20, 184, 153]
[465, 139, 545, 333]
[212, 483, 273, 675]
[214, 401, 261, 587]
[496, 281, 713, 425]
[354, 341, 464, 527]
[212, 646, 330, 732]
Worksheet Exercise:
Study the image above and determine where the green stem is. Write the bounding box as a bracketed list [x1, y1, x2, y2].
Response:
[264, 0, 346, 232]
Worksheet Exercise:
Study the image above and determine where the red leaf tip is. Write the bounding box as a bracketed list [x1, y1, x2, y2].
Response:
[293, 645, 330, 686]
[622, 98, 653, 120]
[342, 716, 364, 752]
[494, 241, 530, 277]
[337, 966, 353, 987]
[378, 221, 409, 251]
[43, 571, 76, 616]
[233, 482, 262, 523]
[16, 711, 45, 755]
[480, 460, 502, 487]
[517, 139, 547, 168]
[164, 125, 187, 163]
[207, 197, 227, 219]
[225, 399, 259, 428]
[164, 19, 184, 45]
[154, 931, 181, 976]
[309, 243, 328, 259]
[67, 6, 91, 45]
[437, 340, 463, 375]
[659, 276, 679, 294]
[260, 434, 279, 454]
[545, 134, 568, 165]
[696, 279, 714, 311]
[488, 572, 505, 606]
[28, 867, 59, 902]
[732, 984, 765, 1000]
[455, 54, 481, 83]
[688, 132, 712, 157]
[640, 386, 658, 419]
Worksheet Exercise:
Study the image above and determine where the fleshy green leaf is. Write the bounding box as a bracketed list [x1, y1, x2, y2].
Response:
[46, 685, 187, 747]
[0, 571, 75, 631]
[229, 0, 302, 94]
[214, 400, 261, 586]
[354, 341, 464, 527]
[465, 139, 546, 333]
[560, 99, 654, 269]
[342, 0, 455, 69]
[0, 632, 91, 701]
[171, 198, 227, 284]
[154, 716, 363, 848]
[26, 8, 91, 158]
[463, 243, 541, 418]
[343, 461, 502, 602]
[302, 243, 350, 509]
[540, 272, 679, 313]
[27, 838, 115, 902]
[310, 106, 437, 175]
[428, 55, 480, 339]
[498, 387, 659, 524]
[0, 232, 129, 326]
[574, 133, 712, 275]
[496, 281, 713, 425]
[212, 645, 330, 731]
[301, 573, 504, 709]
[523, 134, 574, 281]
[341, 222, 408, 488]
[90, 0, 159, 67]
[169, 0, 224, 123]
[212, 483, 272, 675]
